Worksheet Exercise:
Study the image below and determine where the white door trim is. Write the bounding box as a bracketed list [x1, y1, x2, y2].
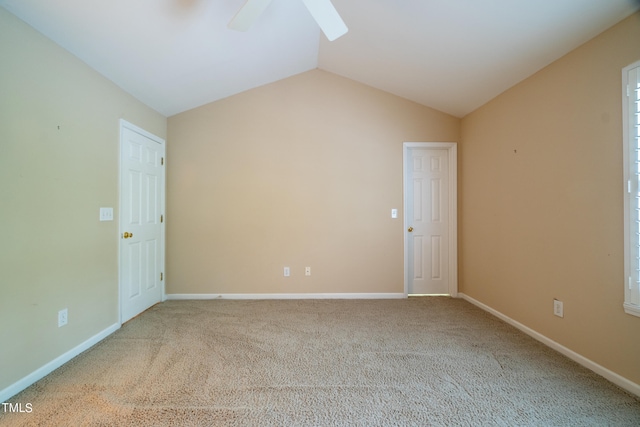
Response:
[118, 119, 166, 325]
[403, 142, 458, 297]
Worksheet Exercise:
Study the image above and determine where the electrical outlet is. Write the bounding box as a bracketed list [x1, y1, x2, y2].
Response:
[553, 299, 564, 318]
[58, 308, 68, 327]
[284, 267, 290, 277]
[305, 267, 311, 276]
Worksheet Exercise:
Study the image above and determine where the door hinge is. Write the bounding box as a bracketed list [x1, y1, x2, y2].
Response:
[160, 214, 163, 223]
[161, 157, 164, 165]
[160, 272, 163, 281]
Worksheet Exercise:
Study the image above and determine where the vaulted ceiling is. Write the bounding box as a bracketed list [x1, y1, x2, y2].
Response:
[1, 0, 638, 117]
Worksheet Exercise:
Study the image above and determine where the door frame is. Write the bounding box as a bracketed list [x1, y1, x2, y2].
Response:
[403, 142, 458, 297]
[118, 119, 166, 324]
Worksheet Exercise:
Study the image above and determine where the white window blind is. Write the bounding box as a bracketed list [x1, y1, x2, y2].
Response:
[623, 60, 640, 317]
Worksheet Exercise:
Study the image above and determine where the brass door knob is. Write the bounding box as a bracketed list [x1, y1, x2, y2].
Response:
[408, 227, 414, 232]
[123, 232, 133, 239]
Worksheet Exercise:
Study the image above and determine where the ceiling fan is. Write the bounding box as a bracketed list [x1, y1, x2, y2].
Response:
[228, 0, 348, 41]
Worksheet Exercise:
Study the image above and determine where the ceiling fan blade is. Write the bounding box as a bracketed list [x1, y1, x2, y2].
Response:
[228, 0, 274, 32]
[302, 0, 348, 41]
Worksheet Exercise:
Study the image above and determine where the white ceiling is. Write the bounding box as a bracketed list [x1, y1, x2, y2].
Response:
[1, 0, 638, 118]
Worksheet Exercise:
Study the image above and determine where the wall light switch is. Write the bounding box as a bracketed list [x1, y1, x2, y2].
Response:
[100, 207, 114, 221]
[391, 209, 398, 219]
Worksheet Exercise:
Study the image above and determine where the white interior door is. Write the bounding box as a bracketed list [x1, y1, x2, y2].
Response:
[404, 143, 457, 296]
[120, 120, 165, 323]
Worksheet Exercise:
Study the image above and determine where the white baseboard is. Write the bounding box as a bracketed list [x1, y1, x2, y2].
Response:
[0, 323, 120, 402]
[166, 293, 406, 300]
[458, 293, 640, 398]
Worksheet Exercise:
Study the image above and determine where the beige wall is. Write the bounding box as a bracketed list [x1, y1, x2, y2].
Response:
[460, 13, 640, 384]
[0, 8, 166, 392]
[167, 69, 459, 295]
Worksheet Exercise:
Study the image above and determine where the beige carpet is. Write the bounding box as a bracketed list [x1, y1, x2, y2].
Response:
[2, 298, 639, 426]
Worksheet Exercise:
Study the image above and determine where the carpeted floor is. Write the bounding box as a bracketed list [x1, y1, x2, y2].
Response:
[2, 297, 639, 426]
